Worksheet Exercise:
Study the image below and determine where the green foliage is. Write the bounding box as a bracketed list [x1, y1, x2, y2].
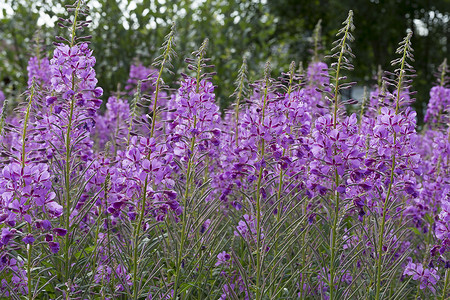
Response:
[0, 0, 449, 121]
[268, 0, 450, 123]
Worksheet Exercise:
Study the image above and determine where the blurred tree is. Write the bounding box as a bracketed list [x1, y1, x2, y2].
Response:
[0, 0, 448, 122]
[267, 0, 450, 123]
[0, 0, 277, 109]
[0, 1, 49, 94]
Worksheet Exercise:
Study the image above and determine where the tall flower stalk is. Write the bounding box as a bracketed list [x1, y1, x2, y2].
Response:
[374, 31, 414, 300]
[22, 80, 36, 300]
[275, 60, 296, 224]
[313, 19, 322, 62]
[326, 10, 355, 299]
[131, 176, 148, 300]
[50, 1, 103, 292]
[63, 1, 82, 287]
[173, 38, 210, 299]
[255, 61, 271, 300]
[130, 24, 176, 300]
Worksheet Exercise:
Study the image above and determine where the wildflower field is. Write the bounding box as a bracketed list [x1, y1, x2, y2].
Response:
[0, 1, 449, 299]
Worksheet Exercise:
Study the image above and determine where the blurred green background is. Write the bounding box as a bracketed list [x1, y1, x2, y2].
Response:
[0, 0, 449, 123]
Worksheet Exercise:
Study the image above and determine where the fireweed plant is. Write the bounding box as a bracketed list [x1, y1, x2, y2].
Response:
[1, 2, 450, 299]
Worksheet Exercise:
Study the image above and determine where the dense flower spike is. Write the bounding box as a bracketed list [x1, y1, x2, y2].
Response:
[27, 56, 52, 89]
[125, 63, 157, 95]
[95, 96, 131, 149]
[50, 42, 103, 107]
[424, 86, 450, 124]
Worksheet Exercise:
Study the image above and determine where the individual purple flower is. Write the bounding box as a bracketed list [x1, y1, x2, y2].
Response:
[45, 234, 53, 242]
[22, 234, 35, 245]
[403, 260, 440, 293]
[53, 228, 68, 236]
[1, 228, 14, 246]
[46, 96, 58, 105]
[215, 251, 231, 267]
[35, 219, 52, 231]
[234, 214, 264, 242]
[48, 241, 60, 254]
[46, 201, 63, 218]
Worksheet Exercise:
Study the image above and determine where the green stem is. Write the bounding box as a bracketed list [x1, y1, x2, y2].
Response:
[105, 190, 114, 294]
[235, 93, 242, 148]
[439, 59, 447, 88]
[70, 2, 81, 47]
[64, 95, 75, 286]
[27, 224, 33, 300]
[275, 166, 284, 225]
[173, 116, 197, 299]
[21, 86, 34, 165]
[414, 283, 421, 300]
[22, 83, 35, 300]
[394, 44, 408, 114]
[328, 21, 353, 296]
[442, 269, 450, 300]
[375, 34, 409, 300]
[255, 144, 265, 300]
[172, 164, 191, 299]
[63, 2, 81, 293]
[255, 73, 270, 300]
[91, 206, 103, 290]
[132, 177, 148, 300]
[329, 168, 340, 300]
[374, 146, 396, 300]
[127, 81, 141, 146]
[299, 228, 307, 298]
